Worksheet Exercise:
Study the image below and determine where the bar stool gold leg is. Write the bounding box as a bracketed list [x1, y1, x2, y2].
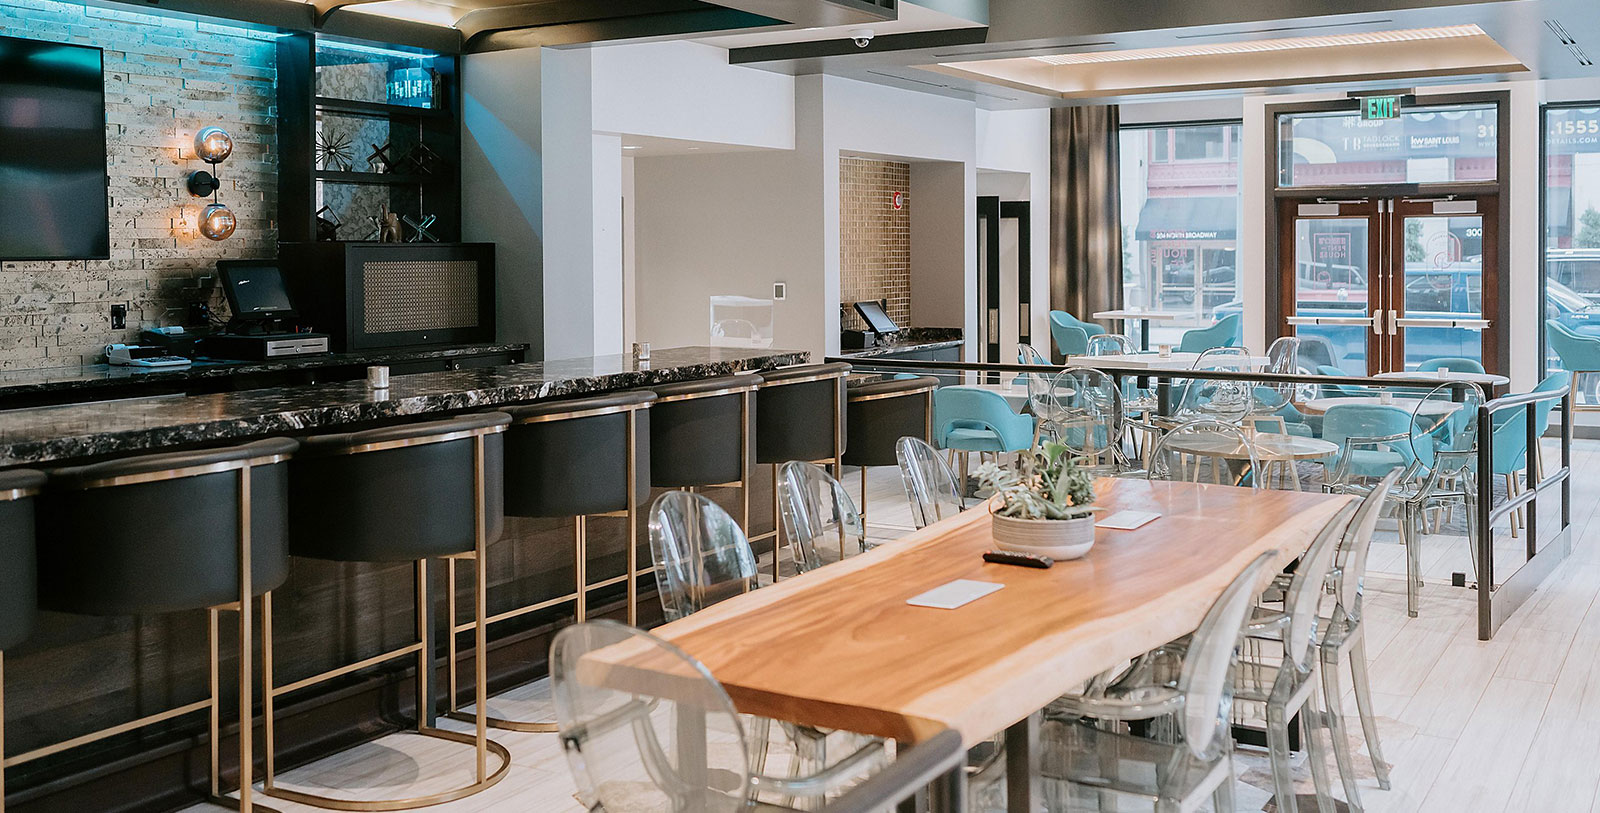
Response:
[575, 516, 588, 622]
[261, 437, 510, 811]
[626, 409, 640, 627]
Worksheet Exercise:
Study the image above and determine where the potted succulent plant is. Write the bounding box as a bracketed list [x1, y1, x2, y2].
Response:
[975, 441, 1100, 559]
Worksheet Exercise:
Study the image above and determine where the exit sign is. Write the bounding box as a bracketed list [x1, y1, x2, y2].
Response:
[1361, 95, 1402, 120]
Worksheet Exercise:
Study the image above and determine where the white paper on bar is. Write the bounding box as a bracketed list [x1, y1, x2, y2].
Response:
[905, 579, 1005, 610]
[1096, 510, 1161, 530]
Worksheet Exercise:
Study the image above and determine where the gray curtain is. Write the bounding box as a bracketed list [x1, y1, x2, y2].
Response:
[1050, 105, 1123, 338]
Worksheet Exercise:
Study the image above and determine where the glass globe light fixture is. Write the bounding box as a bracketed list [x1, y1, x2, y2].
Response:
[194, 126, 233, 163]
[199, 203, 237, 241]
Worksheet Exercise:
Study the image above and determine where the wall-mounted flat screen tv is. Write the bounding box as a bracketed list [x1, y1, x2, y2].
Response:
[0, 36, 108, 261]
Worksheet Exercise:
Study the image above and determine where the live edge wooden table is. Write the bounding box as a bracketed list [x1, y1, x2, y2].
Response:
[600, 478, 1354, 811]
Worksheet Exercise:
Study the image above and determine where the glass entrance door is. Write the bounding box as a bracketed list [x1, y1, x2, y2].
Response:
[1390, 198, 1496, 372]
[1279, 196, 1498, 374]
[1282, 200, 1379, 375]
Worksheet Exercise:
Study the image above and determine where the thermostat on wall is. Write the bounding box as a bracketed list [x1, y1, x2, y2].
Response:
[773, 282, 787, 301]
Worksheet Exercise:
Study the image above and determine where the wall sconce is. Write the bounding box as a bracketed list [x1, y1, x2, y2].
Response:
[186, 126, 234, 241]
[199, 203, 237, 241]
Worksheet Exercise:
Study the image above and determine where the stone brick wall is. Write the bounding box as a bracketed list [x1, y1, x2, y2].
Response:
[0, 0, 277, 369]
[839, 156, 909, 332]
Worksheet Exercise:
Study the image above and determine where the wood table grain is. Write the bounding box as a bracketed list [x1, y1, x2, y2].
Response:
[633, 478, 1355, 747]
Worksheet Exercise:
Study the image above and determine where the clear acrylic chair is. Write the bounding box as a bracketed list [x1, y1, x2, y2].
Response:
[1174, 347, 1257, 424]
[1254, 336, 1303, 415]
[550, 620, 883, 812]
[1393, 383, 1484, 615]
[1045, 368, 1126, 473]
[649, 490, 762, 621]
[1237, 500, 1361, 813]
[1085, 333, 1135, 357]
[1021, 551, 1278, 813]
[896, 436, 967, 529]
[1145, 419, 1263, 489]
[1319, 469, 1403, 797]
[776, 461, 868, 574]
[647, 493, 882, 807]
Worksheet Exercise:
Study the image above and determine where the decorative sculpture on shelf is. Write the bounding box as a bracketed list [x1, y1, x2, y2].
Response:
[315, 205, 342, 242]
[378, 204, 403, 243]
[399, 143, 441, 176]
[316, 132, 353, 172]
[367, 142, 394, 174]
[401, 213, 439, 243]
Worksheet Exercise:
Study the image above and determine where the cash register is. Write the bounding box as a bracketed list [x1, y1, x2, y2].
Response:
[202, 260, 330, 360]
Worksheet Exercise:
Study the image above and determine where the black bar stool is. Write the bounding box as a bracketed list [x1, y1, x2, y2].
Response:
[266, 414, 511, 811]
[441, 391, 653, 734]
[0, 469, 43, 813]
[27, 439, 296, 812]
[649, 374, 761, 533]
[754, 363, 850, 581]
[843, 376, 938, 522]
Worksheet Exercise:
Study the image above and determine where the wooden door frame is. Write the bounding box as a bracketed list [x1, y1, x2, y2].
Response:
[1263, 90, 1512, 375]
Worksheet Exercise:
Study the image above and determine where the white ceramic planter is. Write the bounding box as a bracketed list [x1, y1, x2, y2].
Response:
[990, 512, 1097, 560]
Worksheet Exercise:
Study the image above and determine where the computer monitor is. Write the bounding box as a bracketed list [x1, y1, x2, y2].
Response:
[852, 300, 899, 335]
[218, 260, 296, 322]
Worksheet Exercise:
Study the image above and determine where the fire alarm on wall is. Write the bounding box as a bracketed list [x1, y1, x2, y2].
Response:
[892, 191, 904, 210]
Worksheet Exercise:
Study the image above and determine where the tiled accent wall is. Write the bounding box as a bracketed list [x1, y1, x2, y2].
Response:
[0, 0, 277, 369]
[839, 156, 909, 331]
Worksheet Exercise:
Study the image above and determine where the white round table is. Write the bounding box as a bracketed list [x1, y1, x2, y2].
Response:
[1160, 432, 1338, 491]
[1374, 370, 1509, 387]
[1300, 396, 1463, 418]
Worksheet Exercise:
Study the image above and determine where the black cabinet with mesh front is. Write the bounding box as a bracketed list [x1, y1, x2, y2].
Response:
[279, 242, 496, 351]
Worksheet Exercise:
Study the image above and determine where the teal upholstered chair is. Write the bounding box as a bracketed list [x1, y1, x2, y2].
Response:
[1049, 311, 1106, 358]
[1322, 403, 1429, 488]
[1416, 357, 1486, 374]
[1316, 364, 1372, 397]
[1176, 313, 1241, 353]
[933, 387, 1036, 454]
[1489, 371, 1569, 538]
[1547, 320, 1600, 404]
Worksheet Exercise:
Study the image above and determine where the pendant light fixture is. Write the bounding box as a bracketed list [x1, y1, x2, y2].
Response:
[186, 126, 236, 241]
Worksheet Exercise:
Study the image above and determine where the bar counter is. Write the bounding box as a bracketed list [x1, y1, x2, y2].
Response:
[1, 345, 806, 813]
[0, 345, 807, 466]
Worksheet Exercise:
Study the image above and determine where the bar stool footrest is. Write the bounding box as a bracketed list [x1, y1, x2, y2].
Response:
[443, 709, 558, 734]
[261, 727, 511, 812]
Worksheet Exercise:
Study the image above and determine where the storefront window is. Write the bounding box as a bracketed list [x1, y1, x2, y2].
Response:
[1544, 105, 1600, 404]
[1120, 123, 1242, 346]
[1278, 103, 1497, 188]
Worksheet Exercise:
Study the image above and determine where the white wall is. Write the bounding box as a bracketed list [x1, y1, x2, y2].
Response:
[590, 41, 795, 149]
[978, 108, 1052, 347]
[631, 151, 822, 351]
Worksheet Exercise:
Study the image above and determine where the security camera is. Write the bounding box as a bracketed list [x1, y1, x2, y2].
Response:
[849, 28, 875, 48]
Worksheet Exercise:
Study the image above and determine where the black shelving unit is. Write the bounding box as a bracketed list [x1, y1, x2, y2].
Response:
[278, 33, 461, 244]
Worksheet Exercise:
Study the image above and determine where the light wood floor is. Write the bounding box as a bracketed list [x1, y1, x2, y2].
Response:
[184, 438, 1600, 813]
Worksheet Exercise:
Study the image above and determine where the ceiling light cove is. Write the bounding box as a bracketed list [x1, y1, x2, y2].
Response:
[927, 24, 1527, 101]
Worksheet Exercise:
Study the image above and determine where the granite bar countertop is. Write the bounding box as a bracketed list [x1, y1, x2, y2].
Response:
[839, 327, 963, 358]
[0, 346, 808, 467]
[0, 343, 530, 399]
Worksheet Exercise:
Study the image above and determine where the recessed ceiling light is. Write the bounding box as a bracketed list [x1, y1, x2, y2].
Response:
[623, 145, 642, 150]
[688, 147, 701, 151]
[1025, 24, 1485, 66]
